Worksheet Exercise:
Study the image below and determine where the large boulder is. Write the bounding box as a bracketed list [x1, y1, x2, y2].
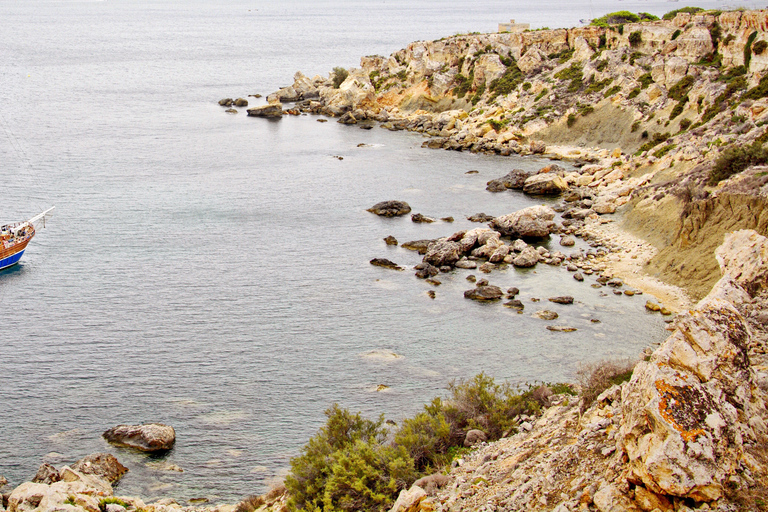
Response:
[522, 173, 569, 195]
[367, 201, 412, 217]
[247, 103, 283, 118]
[490, 205, 557, 238]
[423, 240, 461, 267]
[320, 69, 377, 110]
[464, 285, 504, 301]
[512, 246, 540, 267]
[102, 423, 176, 452]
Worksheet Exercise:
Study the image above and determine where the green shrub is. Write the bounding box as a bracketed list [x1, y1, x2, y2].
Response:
[604, 85, 622, 97]
[453, 72, 473, 98]
[638, 73, 654, 89]
[754, 40, 768, 55]
[332, 67, 349, 89]
[534, 88, 549, 102]
[668, 75, 695, 101]
[285, 405, 416, 512]
[743, 73, 768, 100]
[471, 82, 486, 105]
[679, 118, 692, 131]
[637, 131, 671, 153]
[745, 31, 758, 68]
[599, 34, 607, 48]
[671, 29, 682, 40]
[554, 62, 583, 92]
[709, 22, 722, 49]
[567, 113, 577, 127]
[489, 60, 524, 97]
[586, 77, 613, 93]
[628, 31, 642, 47]
[595, 59, 609, 72]
[669, 95, 689, 120]
[627, 87, 641, 99]
[631, 120, 641, 132]
[663, 6, 703, 20]
[591, 11, 640, 27]
[638, 12, 659, 21]
[393, 407, 452, 471]
[709, 141, 768, 185]
[653, 143, 677, 158]
[522, 82, 532, 91]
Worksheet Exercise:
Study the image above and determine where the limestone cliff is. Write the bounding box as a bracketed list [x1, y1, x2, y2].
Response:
[269, 9, 768, 300]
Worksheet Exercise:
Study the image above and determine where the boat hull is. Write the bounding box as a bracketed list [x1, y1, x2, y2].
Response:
[0, 248, 26, 270]
[0, 236, 32, 271]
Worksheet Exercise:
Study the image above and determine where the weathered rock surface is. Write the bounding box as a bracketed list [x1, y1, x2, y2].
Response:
[246, 103, 283, 118]
[490, 205, 557, 239]
[522, 173, 568, 195]
[367, 201, 412, 217]
[102, 423, 176, 452]
[463, 285, 504, 301]
[423, 240, 461, 267]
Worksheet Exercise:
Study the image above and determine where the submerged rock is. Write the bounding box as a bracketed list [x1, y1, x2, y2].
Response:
[370, 258, 403, 270]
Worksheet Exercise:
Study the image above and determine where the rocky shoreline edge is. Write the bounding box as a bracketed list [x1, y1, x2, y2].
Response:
[6, 8, 768, 512]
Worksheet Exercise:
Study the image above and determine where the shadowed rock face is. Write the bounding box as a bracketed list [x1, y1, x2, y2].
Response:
[71, 453, 128, 484]
[102, 423, 176, 452]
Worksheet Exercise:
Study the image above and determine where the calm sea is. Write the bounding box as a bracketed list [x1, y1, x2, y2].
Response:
[0, 0, 732, 504]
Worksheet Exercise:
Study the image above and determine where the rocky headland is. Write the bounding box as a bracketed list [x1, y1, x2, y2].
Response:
[5, 9, 768, 512]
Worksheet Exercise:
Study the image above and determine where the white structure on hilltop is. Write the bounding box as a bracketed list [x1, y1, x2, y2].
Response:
[498, 19, 530, 33]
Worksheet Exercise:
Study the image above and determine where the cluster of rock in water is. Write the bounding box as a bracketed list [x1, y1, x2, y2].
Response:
[365, 161, 671, 328]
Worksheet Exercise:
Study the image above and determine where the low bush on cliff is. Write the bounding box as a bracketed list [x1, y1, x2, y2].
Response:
[576, 359, 635, 412]
[285, 374, 550, 510]
[285, 405, 417, 512]
[332, 67, 349, 89]
[709, 141, 768, 185]
[489, 60, 524, 99]
[590, 11, 655, 27]
[663, 6, 703, 20]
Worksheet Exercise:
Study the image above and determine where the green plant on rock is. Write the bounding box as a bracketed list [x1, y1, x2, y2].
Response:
[453, 72, 473, 98]
[745, 31, 759, 69]
[669, 95, 689, 120]
[489, 60, 524, 98]
[332, 67, 349, 89]
[554, 62, 584, 93]
[591, 11, 642, 27]
[709, 141, 768, 185]
[605, 85, 622, 97]
[754, 40, 768, 56]
[99, 498, 129, 512]
[628, 31, 642, 47]
[576, 359, 635, 412]
[671, 29, 682, 41]
[668, 75, 695, 101]
[567, 113, 577, 127]
[534, 88, 549, 102]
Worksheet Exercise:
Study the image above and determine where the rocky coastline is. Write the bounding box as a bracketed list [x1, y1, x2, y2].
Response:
[5, 9, 768, 512]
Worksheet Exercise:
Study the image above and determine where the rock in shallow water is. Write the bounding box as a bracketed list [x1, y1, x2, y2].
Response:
[103, 423, 176, 452]
[367, 200, 411, 217]
[464, 285, 504, 301]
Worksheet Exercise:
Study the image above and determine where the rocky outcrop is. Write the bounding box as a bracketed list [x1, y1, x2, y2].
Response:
[489, 205, 557, 238]
[102, 423, 176, 452]
[246, 103, 283, 118]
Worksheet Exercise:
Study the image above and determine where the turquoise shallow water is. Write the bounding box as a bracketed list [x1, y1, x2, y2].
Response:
[0, 0, 731, 503]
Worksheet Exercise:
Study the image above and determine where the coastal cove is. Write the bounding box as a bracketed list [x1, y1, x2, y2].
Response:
[0, 0, 741, 507]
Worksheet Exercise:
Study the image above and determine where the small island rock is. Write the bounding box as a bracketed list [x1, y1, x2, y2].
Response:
[367, 200, 412, 217]
[103, 423, 176, 452]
